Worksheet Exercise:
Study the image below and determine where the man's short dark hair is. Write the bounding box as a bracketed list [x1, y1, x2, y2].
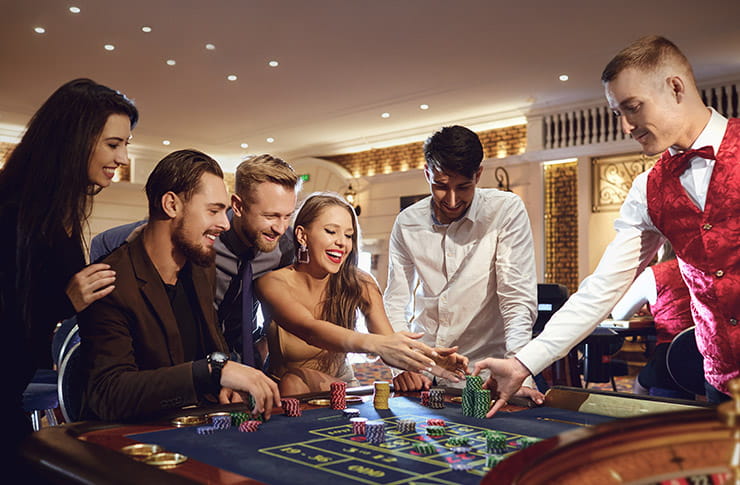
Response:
[146, 149, 224, 220]
[423, 125, 484, 179]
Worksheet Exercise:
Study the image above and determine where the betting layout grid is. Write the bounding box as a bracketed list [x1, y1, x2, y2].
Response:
[128, 394, 612, 485]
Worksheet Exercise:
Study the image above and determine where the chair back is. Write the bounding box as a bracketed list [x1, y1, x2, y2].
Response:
[666, 326, 705, 396]
[53, 317, 79, 367]
[58, 341, 85, 423]
[533, 283, 569, 334]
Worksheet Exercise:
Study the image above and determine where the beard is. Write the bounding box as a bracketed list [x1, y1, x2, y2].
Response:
[239, 224, 280, 253]
[172, 218, 216, 267]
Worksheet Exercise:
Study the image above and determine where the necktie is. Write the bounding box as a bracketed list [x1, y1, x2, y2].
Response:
[241, 261, 256, 367]
[666, 145, 716, 175]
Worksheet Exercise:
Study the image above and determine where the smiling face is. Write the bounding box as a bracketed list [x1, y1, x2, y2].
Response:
[233, 181, 297, 253]
[87, 113, 132, 188]
[605, 67, 686, 156]
[425, 165, 481, 224]
[172, 172, 231, 266]
[297, 203, 355, 274]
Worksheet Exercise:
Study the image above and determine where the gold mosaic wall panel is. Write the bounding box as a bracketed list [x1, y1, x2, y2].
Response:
[544, 161, 578, 294]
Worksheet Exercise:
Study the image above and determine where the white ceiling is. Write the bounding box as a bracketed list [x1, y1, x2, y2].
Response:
[2, 0, 740, 170]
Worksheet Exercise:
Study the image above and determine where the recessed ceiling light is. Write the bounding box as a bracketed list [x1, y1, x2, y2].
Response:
[104, 44, 115, 51]
[141, 26, 152, 33]
[205, 43, 216, 50]
[162, 140, 171, 146]
[34, 27, 46, 34]
[227, 74, 238, 81]
[268, 60, 279, 67]
[69, 6, 81, 13]
[559, 74, 569, 82]
[381, 112, 390, 118]
[166, 59, 176, 66]
[266, 137, 275, 143]
[420, 104, 429, 110]
[240, 143, 249, 149]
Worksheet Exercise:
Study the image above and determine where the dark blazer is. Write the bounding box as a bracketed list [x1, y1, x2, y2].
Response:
[79, 233, 228, 422]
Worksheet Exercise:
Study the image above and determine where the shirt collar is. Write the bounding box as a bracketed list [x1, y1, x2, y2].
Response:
[668, 107, 728, 157]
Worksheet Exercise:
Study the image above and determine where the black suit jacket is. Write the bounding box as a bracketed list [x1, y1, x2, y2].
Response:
[79, 234, 228, 422]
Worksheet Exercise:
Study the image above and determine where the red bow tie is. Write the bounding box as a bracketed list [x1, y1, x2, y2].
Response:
[667, 145, 716, 175]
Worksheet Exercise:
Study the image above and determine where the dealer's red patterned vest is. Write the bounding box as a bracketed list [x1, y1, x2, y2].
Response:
[650, 260, 693, 345]
[646, 118, 740, 394]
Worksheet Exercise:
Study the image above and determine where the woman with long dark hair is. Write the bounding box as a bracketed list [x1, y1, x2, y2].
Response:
[0, 78, 138, 446]
[256, 192, 466, 395]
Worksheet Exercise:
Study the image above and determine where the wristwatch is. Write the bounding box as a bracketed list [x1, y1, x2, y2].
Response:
[207, 351, 229, 390]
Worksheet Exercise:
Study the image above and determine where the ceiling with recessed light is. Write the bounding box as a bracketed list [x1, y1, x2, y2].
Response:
[1, 0, 740, 168]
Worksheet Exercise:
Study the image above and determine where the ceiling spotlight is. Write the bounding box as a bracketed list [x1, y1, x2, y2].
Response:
[227, 74, 238, 81]
[141, 26, 152, 33]
[166, 59, 176, 66]
[69, 6, 81, 13]
[266, 137, 275, 143]
[34, 27, 46, 34]
[205, 43, 216, 50]
[104, 44, 115, 51]
[162, 140, 171, 146]
[381, 112, 390, 118]
[268, 60, 279, 67]
[240, 143, 249, 149]
[419, 104, 429, 110]
[559, 74, 569, 82]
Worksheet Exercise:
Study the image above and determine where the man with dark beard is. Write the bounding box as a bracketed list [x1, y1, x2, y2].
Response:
[78, 150, 281, 423]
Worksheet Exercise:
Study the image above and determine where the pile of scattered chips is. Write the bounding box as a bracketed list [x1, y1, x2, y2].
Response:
[426, 425, 446, 437]
[365, 421, 386, 444]
[343, 408, 360, 419]
[485, 430, 508, 453]
[330, 381, 347, 410]
[396, 418, 416, 433]
[238, 420, 261, 432]
[412, 441, 436, 454]
[350, 416, 368, 435]
[428, 388, 445, 409]
[281, 398, 302, 417]
[373, 381, 391, 409]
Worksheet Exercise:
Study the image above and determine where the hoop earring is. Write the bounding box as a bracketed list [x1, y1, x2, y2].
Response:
[297, 244, 310, 264]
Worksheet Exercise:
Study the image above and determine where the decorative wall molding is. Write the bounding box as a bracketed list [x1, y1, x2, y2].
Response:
[591, 152, 658, 212]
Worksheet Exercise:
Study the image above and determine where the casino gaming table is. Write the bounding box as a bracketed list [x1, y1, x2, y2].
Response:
[19, 386, 717, 485]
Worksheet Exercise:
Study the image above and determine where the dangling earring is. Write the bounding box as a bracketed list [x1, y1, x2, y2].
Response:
[297, 244, 310, 264]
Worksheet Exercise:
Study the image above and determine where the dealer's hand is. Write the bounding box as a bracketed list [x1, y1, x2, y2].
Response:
[472, 357, 531, 417]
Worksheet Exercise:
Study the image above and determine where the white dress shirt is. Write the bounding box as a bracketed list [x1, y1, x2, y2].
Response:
[610, 266, 656, 320]
[384, 188, 537, 386]
[516, 108, 729, 376]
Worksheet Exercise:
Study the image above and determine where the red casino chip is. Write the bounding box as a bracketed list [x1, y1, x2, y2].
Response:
[281, 398, 302, 417]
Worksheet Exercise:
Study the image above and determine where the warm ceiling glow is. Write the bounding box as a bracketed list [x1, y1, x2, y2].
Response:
[381, 112, 390, 118]
[141, 26, 152, 33]
[227, 74, 238, 81]
[166, 59, 176, 66]
[268, 60, 279, 67]
[559, 74, 569, 81]
[162, 140, 171, 146]
[266, 137, 275, 143]
[34, 27, 45, 34]
[420, 104, 429, 110]
[240, 143, 249, 149]
[69, 6, 81, 13]
[205, 43, 216, 50]
[104, 44, 115, 51]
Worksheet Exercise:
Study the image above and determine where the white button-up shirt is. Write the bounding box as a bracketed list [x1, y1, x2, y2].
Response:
[384, 188, 537, 386]
[517, 108, 728, 375]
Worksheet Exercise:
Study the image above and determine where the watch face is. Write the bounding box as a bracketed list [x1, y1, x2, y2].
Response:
[209, 352, 229, 364]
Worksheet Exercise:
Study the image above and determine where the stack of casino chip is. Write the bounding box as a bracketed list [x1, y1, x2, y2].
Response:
[373, 381, 391, 409]
[412, 442, 435, 454]
[461, 375, 483, 416]
[350, 417, 368, 435]
[420, 390, 430, 407]
[210, 415, 232, 430]
[330, 381, 347, 410]
[517, 436, 540, 449]
[485, 430, 508, 454]
[427, 388, 445, 409]
[449, 462, 473, 471]
[396, 418, 416, 433]
[281, 398, 302, 417]
[425, 425, 446, 437]
[196, 425, 217, 435]
[485, 454, 506, 468]
[238, 420, 261, 432]
[472, 389, 492, 418]
[426, 418, 445, 427]
[230, 411, 249, 427]
[365, 421, 386, 444]
[446, 436, 469, 447]
[343, 408, 360, 419]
